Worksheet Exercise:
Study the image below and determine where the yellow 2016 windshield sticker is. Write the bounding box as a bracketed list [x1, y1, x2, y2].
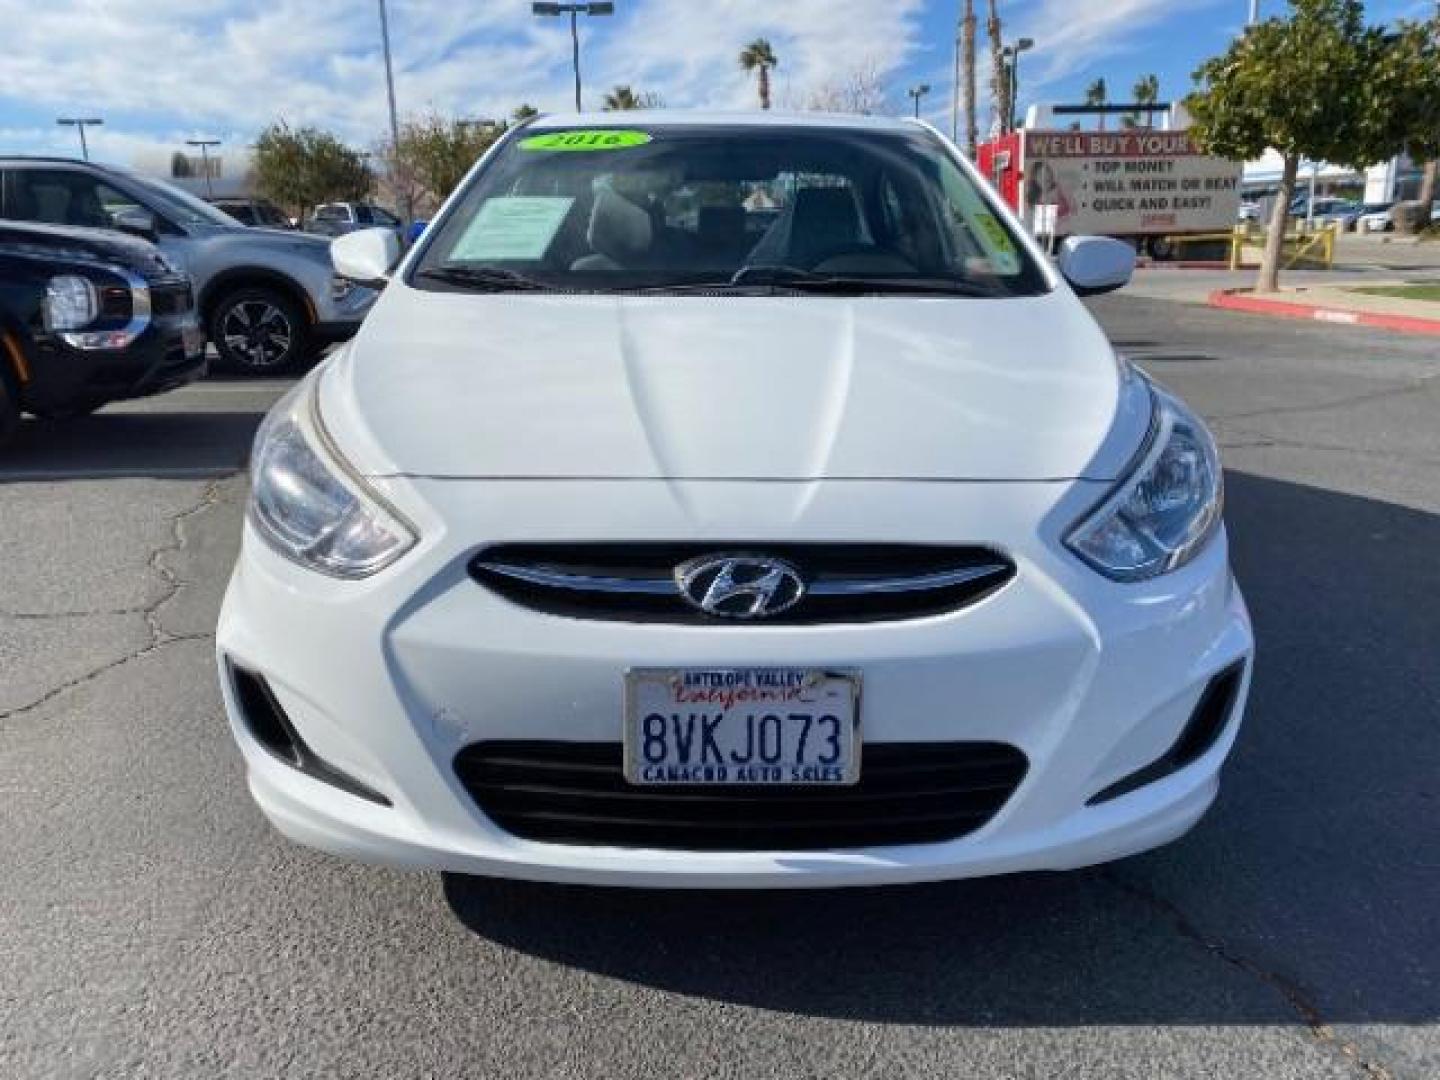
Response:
[520, 130, 653, 152]
[974, 213, 1017, 256]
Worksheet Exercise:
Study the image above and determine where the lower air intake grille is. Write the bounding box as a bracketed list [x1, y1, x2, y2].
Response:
[454, 740, 1028, 851]
[470, 544, 1015, 624]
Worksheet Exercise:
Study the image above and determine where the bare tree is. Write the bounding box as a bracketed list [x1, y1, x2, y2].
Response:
[805, 63, 888, 115]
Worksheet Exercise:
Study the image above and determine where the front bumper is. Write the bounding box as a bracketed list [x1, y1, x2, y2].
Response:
[217, 478, 1253, 888]
[22, 317, 205, 411]
[311, 283, 380, 344]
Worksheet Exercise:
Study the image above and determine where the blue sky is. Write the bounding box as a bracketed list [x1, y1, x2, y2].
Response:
[0, 0, 1431, 168]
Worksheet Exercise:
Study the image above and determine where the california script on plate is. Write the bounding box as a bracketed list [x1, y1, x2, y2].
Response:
[624, 668, 860, 786]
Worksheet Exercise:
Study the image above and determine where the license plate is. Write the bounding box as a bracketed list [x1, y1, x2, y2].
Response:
[624, 668, 860, 786]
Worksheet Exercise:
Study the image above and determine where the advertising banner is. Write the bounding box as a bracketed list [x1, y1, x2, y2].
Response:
[1022, 130, 1242, 237]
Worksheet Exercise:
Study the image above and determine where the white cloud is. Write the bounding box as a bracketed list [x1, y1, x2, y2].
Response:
[912, 0, 1227, 137]
[0, 0, 928, 168]
[1010, 0, 1227, 91]
[588, 0, 927, 110]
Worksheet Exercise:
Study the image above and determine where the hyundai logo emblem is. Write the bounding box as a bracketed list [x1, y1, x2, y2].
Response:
[674, 554, 806, 619]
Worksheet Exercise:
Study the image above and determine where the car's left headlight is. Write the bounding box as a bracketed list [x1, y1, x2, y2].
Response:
[1066, 383, 1223, 582]
[249, 382, 416, 579]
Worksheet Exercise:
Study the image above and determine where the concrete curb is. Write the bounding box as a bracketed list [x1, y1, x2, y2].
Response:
[1208, 288, 1440, 337]
[1136, 260, 1232, 270]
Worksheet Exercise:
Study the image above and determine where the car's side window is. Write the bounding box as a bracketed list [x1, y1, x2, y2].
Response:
[6, 170, 148, 232]
[9, 170, 110, 228]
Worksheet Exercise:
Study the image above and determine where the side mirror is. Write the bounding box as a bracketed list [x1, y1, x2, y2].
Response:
[331, 227, 401, 288]
[1057, 236, 1135, 296]
[113, 207, 157, 241]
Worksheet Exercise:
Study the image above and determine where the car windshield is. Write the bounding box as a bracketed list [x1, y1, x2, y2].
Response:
[125, 174, 242, 228]
[412, 123, 1049, 297]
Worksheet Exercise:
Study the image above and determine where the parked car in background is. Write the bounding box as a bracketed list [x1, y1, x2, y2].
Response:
[1290, 197, 1360, 229]
[207, 196, 294, 231]
[1352, 202, 1394, 233]
[305, 202, 404, 241]
[0, 220, 204, 444]
[0, 158, 378, 372]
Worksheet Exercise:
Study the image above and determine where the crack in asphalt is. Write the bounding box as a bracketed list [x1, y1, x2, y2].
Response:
[1210, 372, 1440, 425]
[1216, 424, 1440, 468]
[0, 478, 226, 724]
[0, 605, 152, 620]
[1100, 869, 1394, 1080]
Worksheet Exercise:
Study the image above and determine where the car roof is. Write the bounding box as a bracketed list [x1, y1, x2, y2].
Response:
[0, 155, 101, 169]
[525, 110, 926, 134]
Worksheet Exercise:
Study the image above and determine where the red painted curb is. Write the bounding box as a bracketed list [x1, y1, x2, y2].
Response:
[1208, 289, 1440, 337]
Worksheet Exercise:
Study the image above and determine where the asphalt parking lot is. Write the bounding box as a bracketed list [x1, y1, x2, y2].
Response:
[2, 291, 1437, 1079]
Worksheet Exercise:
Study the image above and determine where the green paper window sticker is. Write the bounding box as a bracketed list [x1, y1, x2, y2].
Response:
[449, 196, 575, 261]
[520, 130, 653, 152]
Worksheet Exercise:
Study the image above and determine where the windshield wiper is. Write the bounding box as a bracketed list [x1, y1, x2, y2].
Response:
[414, 264, 561, 292]
[729, 264, 1001, 297]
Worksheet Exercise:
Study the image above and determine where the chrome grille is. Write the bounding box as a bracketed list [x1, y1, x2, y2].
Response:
[470, 544, 1015, 624]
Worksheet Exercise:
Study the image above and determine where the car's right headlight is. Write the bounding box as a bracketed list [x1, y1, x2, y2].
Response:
[1065, 382, 1224, 582]
[249, 382, 416, 579]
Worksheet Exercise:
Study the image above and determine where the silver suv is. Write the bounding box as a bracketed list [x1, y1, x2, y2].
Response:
[0, 158, 378, 372]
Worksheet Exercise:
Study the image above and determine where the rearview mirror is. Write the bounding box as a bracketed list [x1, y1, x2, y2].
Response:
[331, 227, 401, 288]
[1057, 236, 1135, 296]
[112, 208, 157, 241]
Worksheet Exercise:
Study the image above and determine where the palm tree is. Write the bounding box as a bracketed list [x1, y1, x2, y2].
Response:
[1085, 77, 1108, 130]
[603, 85, 643, 111]
[985, 1, 1008, 137]
[1132, 73, 1160, 128]
[961, 0, 978, 155]
[739, 38, 779, 110]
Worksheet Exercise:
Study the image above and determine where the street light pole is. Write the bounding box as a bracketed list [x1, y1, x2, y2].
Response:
[533, 3, 615, 113]
[377, 0, 408, 225]
[1004, 38, 1034, 133]
[186, 139, 221, 198]
[908, 84, 932, 119]
[57, 117, 104, 161]
[570, 8, 581, 112]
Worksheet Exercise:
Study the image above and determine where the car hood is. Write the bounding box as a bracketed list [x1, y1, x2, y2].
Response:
[195, 223, 331, 255]
[320, 286, 1152, 482]
[0, 220, 176, 278]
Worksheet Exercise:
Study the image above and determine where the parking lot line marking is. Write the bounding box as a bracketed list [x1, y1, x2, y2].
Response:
[0, 466, 239, 481]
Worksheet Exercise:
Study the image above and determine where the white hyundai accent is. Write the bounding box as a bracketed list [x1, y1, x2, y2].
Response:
[217, 113, 1253, 888]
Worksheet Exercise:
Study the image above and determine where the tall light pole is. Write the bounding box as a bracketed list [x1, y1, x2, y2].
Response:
[908, 84, 932, 119]
[186, 139, 221, 197]
[1002, 38, 1034, 133]
[377, 0, 408, 225]
[532, 2, 615, 113]
[57, 117, 103, 161]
